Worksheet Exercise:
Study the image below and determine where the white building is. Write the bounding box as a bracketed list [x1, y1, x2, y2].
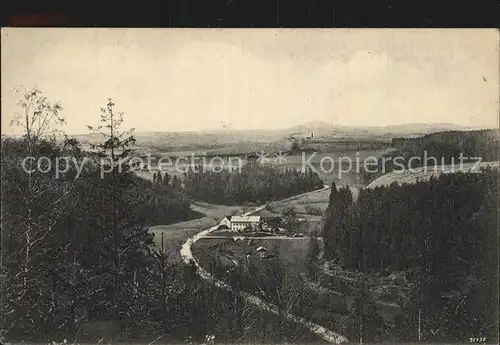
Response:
[230, 216, 261, 232]
[219, 216, 232, 229]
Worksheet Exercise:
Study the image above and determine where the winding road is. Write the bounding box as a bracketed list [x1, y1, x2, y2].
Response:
[180, 185, 349, 344]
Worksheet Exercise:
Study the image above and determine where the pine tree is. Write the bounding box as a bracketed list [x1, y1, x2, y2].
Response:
[304, 236, 320, 280]
[87, 99, 137, 306]
[322, 181, 339, 260]
[323, 185, 353, 262]
[163, 172, 170, 187]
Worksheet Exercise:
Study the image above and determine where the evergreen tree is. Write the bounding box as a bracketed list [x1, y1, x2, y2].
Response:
[163, 171, 170, 187]
[322, 185, 353, 261]
[87, 98, 139, 306]
[304, 236, 320, 280]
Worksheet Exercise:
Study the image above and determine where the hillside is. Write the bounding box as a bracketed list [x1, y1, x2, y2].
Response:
[391, 128, 499, 162]
[286, 121, 470, 137]
[366, 161, 499, 189]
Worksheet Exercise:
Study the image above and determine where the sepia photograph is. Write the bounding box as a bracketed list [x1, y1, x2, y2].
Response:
[1, 28, 499, 344]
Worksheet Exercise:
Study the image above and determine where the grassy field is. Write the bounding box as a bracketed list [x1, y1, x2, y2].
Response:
[148, 201, 240, 261]
[265, 187, 358, 234]
[193, 237, 311, 270]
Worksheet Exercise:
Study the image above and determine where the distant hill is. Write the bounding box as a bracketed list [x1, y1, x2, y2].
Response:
[72, 121, 473, 144]
[361, 128, 499, 186]
[285, 121, 338, 137]
[69, 121, 484, 156]
[281, 121, 475, 141]
[380, 122, 469, 134]
[391, 129, 499, 162]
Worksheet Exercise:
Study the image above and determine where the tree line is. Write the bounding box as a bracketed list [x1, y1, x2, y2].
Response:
[391, 129, 498, 163]
[183, 163, 324, 205]
[321, 170, 499, 342]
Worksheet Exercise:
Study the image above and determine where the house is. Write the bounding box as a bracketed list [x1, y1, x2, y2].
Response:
[262, 216, 283, 228]
[219, 215, 232, 229]
[230, 216, 261, 232]
[256, 246, 269, 259]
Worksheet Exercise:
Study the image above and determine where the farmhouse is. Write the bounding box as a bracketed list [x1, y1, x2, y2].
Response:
[219, 215, 232, 229]
[230, 216, 261, 232]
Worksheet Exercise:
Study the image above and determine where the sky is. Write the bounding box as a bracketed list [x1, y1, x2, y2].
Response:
[1, 29, 499, 135]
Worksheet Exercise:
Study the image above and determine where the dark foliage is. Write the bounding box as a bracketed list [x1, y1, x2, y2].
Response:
[323, 168, 499, 342]
[184, 162, 324, 205]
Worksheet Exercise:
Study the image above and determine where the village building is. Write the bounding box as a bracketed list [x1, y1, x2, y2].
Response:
[219, 215, 232, 229]
[230, 215, 261, 232]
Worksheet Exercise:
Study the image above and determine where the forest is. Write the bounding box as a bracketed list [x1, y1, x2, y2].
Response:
[183, 163, 324, 205]
[322, 169, 499, 342]
[0, 91, 324, 344]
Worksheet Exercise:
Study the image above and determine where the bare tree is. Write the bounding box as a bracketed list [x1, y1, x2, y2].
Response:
[11, 88, 65, 143]
[9, 88, 66, 290]
[1, 89, 80, 339]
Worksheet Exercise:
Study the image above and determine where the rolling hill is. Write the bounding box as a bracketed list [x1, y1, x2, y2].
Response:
[366, 161, 499, 189]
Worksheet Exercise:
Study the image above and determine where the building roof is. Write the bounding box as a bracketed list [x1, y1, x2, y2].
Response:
[230, 216, 261, 223]
[262, 215, 282, 221]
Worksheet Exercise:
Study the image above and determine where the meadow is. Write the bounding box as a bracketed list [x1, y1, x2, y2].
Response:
[367, 161, 500, 189]
[264, 186, 358, 235]
[193, 237, 311, 266]
[148, 201, 241, 261]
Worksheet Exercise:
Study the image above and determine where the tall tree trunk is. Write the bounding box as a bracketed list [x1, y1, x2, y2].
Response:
[24, 107, 32, 291]
[359, 314, 363, 344]
[110, 112, 120, 302]
[418, 308, 422, 341]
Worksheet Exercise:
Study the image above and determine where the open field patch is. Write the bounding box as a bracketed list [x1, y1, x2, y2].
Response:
[367, 161, 499, 189]
[268, 187, 357, 217]
[148, 201, 241, 261]
[193, 237, 311, 270]
[148, 226, 201, 262]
